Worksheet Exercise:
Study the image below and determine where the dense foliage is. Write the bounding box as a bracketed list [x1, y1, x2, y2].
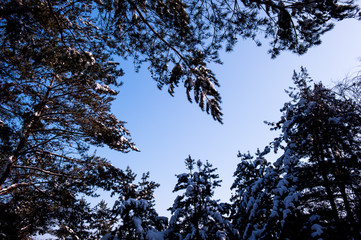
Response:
[1, 0, 360, 239]
[231, 69, 361, 239]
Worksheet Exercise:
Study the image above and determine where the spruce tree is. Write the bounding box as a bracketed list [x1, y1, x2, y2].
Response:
[231, 149, 279, 239]
[110, 168, 166, 240]
[166, 156, 231, 240]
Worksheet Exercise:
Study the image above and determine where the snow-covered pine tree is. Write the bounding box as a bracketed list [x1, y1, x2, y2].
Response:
[267, 68, 361, 239]
[109, 167, 167, 240]
[231, 137, 330, 240]
[231, 149, 278, 239]
[264, 147, 321, 240]
[231, 68, 361, 239]
[231, 147, 308, 239]
[166, 156, 231, 240]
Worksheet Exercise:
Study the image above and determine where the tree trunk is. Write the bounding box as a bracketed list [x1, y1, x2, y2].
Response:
[0, 77, 55, 190]
[313, 132, 343, 233]
[0, 156, 13, 189]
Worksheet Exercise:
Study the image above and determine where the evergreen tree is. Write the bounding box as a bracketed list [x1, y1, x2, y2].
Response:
[1, 0, 359, 238]
[166, 156, 231, 240]
[231, 148, 314, 240]
[231, 149, 278, 239]
[92, 200, 118, 240]
[109, 168, 167, 240]
[231, 68, 361, 239]
[268, 68, 361, 239]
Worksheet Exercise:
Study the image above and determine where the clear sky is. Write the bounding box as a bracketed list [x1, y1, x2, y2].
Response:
[96, 19, 361, 217]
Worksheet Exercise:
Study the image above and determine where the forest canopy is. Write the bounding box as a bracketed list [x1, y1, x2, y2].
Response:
[0, 0, 360, 239]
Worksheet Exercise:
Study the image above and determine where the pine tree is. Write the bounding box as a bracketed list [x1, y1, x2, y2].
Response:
[231, 69, 361, 239]
[166, 156, 231, 240]
[268, 68, 361, 239]
[110, 168, 167, 240]
[51, 198, 94, 239]
[0, 155, 132, 238]
[231, 149, 278, 239]
[231, 148, 308, 239]
[1, 1, 359, 238]
[91, 200, 117, 240]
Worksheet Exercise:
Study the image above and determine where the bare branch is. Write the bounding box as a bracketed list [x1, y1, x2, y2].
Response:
[14, 165, 64, 177]
[0, 182, 32, 195]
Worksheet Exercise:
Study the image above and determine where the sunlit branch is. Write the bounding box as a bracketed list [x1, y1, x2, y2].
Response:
[0, 182, 32, 195]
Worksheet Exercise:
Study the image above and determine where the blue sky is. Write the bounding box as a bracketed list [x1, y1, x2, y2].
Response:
[96, 19, 361, 217]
